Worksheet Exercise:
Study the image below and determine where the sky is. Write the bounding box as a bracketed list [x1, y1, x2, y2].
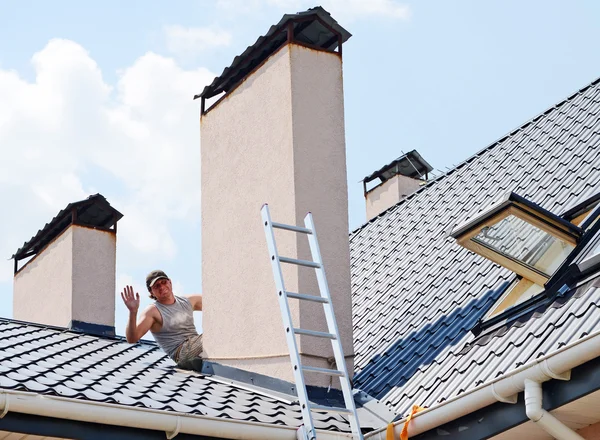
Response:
[1, 0, 600, 338]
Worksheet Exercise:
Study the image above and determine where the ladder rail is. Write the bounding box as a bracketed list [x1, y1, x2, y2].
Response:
[261, 205, 317, 440]
[304, 212, 363, 439]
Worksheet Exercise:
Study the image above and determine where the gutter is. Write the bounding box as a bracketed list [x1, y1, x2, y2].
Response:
[365, 326, 600, 439]
[0, 389, 352, 440]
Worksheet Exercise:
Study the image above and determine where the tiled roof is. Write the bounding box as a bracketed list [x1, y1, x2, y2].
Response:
[350, 77, 600, 416]
[0, 319, 350, 432]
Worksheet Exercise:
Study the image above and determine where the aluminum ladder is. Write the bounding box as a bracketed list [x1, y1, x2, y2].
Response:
[261, 204, 363, 440]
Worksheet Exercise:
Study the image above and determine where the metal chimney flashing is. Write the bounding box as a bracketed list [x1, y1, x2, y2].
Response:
[363, 150, 433, 191]
[11, 194, 122, 273]
[194, 6, 351, 114]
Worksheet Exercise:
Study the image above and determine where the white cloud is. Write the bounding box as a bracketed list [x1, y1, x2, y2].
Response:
[216, 0, 411, 21]
[0, 39, 215, 283]
[164, 25, 232, 57]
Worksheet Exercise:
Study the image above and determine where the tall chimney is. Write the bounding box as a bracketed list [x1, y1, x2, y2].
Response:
[198, 8, 353, 387]
[12, 194, 122, 335]
[363, 150, 433, 220]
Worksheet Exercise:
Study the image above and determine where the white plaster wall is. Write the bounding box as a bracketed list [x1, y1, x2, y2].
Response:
[289, 44, 354, 378]
[14, 228, 74, 327]
[201, 44, 298, 380]
[366, 174, 422, 220]
[71, 225, 116, 327]
[13, 224, 116, 328]
[201, 43, 353, 386]
[366, 177, 401, 221]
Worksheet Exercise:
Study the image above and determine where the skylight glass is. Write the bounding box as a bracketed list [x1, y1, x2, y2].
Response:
[451, 192, 582, 285]
[472, 214, 575, 277]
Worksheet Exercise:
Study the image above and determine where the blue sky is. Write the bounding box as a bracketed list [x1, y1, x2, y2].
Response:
[1, 0, 600, 337]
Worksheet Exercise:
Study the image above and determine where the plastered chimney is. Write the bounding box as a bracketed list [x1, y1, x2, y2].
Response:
[12, 194, 122, 335]
[363, 150, 433, 220]
[198, 8, 353, 387]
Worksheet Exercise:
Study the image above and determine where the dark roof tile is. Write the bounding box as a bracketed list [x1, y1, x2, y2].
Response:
[0, 319, 351, 432]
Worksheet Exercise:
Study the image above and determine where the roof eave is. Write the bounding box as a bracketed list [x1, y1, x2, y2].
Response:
[0, 389, 353, 440]
[364, 321, 600, 439]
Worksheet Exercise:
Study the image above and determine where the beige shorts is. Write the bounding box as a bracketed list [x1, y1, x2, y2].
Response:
[175, 334, 204, 365]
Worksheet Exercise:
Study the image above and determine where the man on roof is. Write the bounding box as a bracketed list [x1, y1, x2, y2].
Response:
[121, 270, 203, 370]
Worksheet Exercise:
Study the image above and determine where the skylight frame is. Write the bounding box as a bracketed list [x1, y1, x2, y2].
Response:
[451, 193, 582, 286]
[469, 193, 600, 337]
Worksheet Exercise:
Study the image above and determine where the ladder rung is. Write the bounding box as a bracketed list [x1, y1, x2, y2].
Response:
[293, 328, 337, 339]
[279, 256, 320, 268]
[286, 291, 329, 303]
[272, 222, 313, 234]
[309, 404, 352, 415]
[301, 365, 345, 377]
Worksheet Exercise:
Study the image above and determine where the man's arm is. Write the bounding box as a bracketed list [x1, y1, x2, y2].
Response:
[185, 294, 203, 311]
[121, 285, 157, 343]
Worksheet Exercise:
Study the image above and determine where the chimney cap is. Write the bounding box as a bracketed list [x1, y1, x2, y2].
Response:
[195, 6, 351, 102]
[12, 194, 123, 262]
[363, 150, 434, 185]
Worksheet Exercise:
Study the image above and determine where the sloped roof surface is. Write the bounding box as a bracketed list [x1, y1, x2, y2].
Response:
[350, 77, 600, 416]
[0, 319, 349, 432]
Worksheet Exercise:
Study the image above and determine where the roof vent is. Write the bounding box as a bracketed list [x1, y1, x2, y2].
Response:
[363, 150, 433, 220]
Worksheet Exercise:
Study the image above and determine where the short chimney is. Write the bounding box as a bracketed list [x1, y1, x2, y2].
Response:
[363, 150, 433, 220]
[12, 194, 122, 335]
[198, 8, 353, 387]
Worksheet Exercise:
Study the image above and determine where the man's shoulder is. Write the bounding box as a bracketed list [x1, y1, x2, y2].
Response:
[178, 294, 202, 311]
[176, 295, 193, 307]
[142, 303, 160, 317]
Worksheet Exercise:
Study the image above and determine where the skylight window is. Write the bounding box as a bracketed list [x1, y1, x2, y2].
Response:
[451, 193, 582, 286]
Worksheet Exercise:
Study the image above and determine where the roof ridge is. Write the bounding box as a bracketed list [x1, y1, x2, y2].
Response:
[0, 317, 157, 346]
[350, 75, 600, 236]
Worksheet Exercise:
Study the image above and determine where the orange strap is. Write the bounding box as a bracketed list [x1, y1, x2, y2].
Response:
[386, 423, 395, 440]
[386, 405, 426, 440]
[401, 405, 426, 440]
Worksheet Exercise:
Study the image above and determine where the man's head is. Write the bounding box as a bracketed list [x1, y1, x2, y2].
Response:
[146, 270, 173, 301]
